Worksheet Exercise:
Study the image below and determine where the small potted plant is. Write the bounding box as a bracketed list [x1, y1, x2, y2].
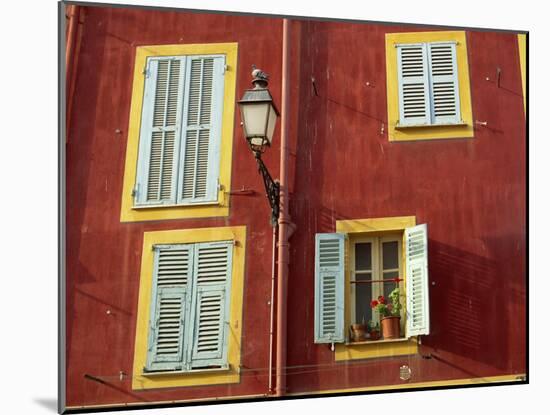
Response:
[350, 320, 367, 342]
[370, 287, 402, 339]
[367, 320, 380, 340]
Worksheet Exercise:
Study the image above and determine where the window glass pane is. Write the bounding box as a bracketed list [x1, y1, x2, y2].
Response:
[382, 241, 399, 270]
[355, 273, 372, 324]
[383, 270, 400, 304]
[355, 242, 372, 271]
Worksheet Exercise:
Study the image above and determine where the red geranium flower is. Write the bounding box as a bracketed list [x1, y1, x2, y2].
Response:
[378, 295, 386, 304]
[370, 300, 379, 308]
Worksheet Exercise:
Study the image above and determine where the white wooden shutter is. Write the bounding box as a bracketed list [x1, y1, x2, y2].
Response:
[427, 42, 461, 125]
[146, 244, 193, 371]
[188, 241, 233, 369]
[178, 56, 225, 204]
[405, 224, 430, 337]
[314, 233, 346, 344]
[135, 57, 186, 206]
[397, 44, 431, 126]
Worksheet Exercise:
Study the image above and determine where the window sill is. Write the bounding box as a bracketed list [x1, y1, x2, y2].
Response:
[345, 337, 411, 346]
[132, 200, 221, 209]
[142, 365, 231, 377]
[395, 122, 468, 129]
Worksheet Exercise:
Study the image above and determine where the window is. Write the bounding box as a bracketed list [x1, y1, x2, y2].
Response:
[351, 235, 404, 335]
[120, 43, 238, 222]
[135, 55, 224, 207]
[396, 42, 461, 127]
[314, 217, 430, 351]
[385, 31, 473, 142]
[132, 226, 245, 390]
[146, 241, 233, 372]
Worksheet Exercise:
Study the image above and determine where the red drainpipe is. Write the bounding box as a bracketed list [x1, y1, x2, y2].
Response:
[65, 5, 79, 91]
[275, 17, 293, 398]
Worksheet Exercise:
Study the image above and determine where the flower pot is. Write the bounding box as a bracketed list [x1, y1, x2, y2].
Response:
[350, 324, 367, 342]
[381, 316, 401, 339]
[369, 330, 380, 341]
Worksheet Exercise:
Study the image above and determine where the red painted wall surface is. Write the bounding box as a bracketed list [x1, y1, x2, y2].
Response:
[66, 5, 526, 408]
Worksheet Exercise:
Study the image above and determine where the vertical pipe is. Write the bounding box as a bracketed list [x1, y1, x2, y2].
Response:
[275, 18, 291, 398]
[268, 225, 277, 394]
[65, 5, 79, 86]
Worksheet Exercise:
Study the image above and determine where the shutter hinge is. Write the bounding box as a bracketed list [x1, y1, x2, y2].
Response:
[143, 67, 149, 78]
[132, 184, 139, 198]
[223, 64, 228, 74]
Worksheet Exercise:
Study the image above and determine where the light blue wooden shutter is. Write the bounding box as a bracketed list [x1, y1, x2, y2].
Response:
[135, 57, 186, 206]
[405, 224, 430, 337]
[397, 44, 431, 127]
[146, 244, 193, 371]
[314, 233, 345, 344]
[178, 55, 225, 204]
[187, 241, 233, 369]
[427, 42, 461, 125]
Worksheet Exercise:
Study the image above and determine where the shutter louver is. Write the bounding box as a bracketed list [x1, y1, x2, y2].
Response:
[314, 233, 345, 344]
[428, 42, 461, 124]
[179, 56, 225, 204]
[136, 57, 185, 206]
[189, 242, 232, 368]
[405, 224, 430, 337]
[397, 44, 431, 126]
[146, 245, 192, 371]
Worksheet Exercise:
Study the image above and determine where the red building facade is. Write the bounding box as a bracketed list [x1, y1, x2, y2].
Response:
[64, 3, 527, 410]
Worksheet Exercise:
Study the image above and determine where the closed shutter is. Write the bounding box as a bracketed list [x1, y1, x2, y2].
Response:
[178, 56, 225, 204]
[188, 241, 233, 368]
[405, 224, 430, 337]
[397, 44, 431, 126]
[427, 42, 461, 125]
[146, 245, 193, 371]
[135, 57, 186, 205]
[314, 233, 346, 344]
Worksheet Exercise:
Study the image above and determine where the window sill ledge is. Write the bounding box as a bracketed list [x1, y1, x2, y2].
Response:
[142, 365, 232, 377]
[132, 200, 222, 210]
[395, 122, 468, 129]
[345, 337, 411, 346]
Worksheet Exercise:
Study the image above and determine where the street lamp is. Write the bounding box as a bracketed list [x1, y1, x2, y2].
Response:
[238, 67, 280, 224]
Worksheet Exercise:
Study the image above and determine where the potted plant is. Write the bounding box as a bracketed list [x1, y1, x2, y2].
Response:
[350, 321, 367, 342]
[370, 287, 402, 339]
[367, 320, 380, 340]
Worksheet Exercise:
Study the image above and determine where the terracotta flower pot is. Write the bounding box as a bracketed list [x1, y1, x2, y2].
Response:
[350, 324, 367, 342]
[381, 316, 401, 339]
[369, 330, 380, 341]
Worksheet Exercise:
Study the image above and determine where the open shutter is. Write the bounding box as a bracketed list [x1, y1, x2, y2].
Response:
[146, 245, 193, 371]
[427, 42, 461, 125]
[135, 57, 186, 206]
[314, 233, 345, 344]
[188, 241, 233, 369]
[397, 43, 431, 127]
[178, 55, 225, 204]
[405, 224, 430, 337]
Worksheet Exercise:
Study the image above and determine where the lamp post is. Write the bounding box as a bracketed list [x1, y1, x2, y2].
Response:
[238, 67, 281, 225]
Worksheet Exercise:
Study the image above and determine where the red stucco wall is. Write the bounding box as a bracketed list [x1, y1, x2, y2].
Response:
[66, 6, 526, 407]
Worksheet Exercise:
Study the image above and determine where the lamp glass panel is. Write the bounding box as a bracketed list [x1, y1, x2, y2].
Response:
[266, 104, 278, 145]
[241, 102, 270, 138]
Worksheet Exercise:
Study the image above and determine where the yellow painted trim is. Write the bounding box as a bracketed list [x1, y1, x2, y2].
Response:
[132, 226, 246, 389]
[120, 43, 238, 222]
[518, 34, 527, 114]
[335, 216, 417, 361]
[287, 373, 526, 396]
[385, 31, 474, 142]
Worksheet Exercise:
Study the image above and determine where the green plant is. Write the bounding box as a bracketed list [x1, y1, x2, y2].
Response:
[370, 287, 402, 318]
[367, 320, 380, 333]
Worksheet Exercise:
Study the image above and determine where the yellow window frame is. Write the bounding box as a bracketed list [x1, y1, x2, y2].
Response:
[335, 216, 418, 361]
[385, 31, 474, 142]
[132, 226, 246, 390]
[120, 43, 238, 222]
